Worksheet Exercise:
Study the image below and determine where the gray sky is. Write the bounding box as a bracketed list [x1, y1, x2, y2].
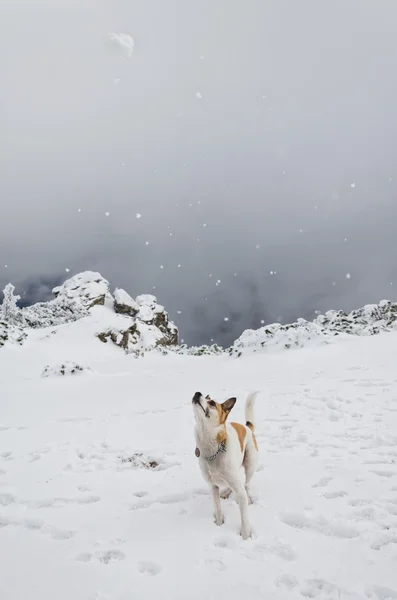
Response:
[1, 0, 397, 345]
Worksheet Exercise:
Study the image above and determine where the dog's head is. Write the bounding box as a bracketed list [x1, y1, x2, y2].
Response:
[192, 392, 236, 428]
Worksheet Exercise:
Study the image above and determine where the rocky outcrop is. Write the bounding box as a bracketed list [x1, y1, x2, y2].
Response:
[229, 300, 397, 357]
[114, 288, 139, 316]
[135, 295, 178, 345]
[52, 272, 111, 309]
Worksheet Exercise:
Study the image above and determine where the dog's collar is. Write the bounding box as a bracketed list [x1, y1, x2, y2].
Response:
[195, 440, 227, 462]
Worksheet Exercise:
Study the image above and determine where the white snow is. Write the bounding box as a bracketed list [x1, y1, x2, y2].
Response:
[105, 33, 134, 58]
[196, 92, 202, 99]
[1, 324, 397, 599]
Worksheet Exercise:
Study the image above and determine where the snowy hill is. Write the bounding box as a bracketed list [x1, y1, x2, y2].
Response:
[0, 317, 396, 600]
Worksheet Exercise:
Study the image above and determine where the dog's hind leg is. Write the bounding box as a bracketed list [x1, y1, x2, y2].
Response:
[211, 485, 224, 526]
[243, 446, 258, 505]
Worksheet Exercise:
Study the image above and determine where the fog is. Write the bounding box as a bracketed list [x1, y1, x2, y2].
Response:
[1, 0, 397, 345]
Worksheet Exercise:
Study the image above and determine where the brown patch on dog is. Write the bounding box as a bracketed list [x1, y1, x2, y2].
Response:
[246, 420, 254, 431]
[216, 428, 227, 445]
[252, 433, 258, 451]
[231, 422, 246, 451]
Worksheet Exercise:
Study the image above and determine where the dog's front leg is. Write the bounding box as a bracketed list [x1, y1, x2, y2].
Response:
[230, 481, 251, 540]
[211, 485, 224, 526]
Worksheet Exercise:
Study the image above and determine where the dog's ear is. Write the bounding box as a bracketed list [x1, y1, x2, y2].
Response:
[222, 397, 236, 414]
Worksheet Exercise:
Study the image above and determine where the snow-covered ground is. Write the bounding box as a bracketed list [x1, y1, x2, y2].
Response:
[1, 323, 397, 600]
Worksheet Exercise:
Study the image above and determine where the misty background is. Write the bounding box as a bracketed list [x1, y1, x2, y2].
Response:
[1, 0, 397, 346]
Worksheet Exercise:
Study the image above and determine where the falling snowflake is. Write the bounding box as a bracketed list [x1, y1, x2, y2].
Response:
[332, 281, 336, 286]
[114, 78, 121, 85]
[4, 265, 8, 268]
[78, 208, 81, 213]
[145, 241, 149, 246]
[346, 273, 351, 279]
[177, 264, 182, 268]
[196, 92, 202, 99]
[200, 56, 205, 60]
[260, 319, 265, 324]
[299, 229, 303, 233]
[65, 268, 70, 273]
[105, 32, 134, 58]
[160, 265, 164, 270]
[105, 212, 110, 217]
[177, 310, 182, 315]
[255, 244, 260, 249]
[234, 273, 238, 277]
[350, 183, 356, 189]
[136, 213, 142, 219]
[203, 224, 207, 227]
[344, 237, 348, 242]
[224, 317, 229, 322]
[209, 274, 212, 278]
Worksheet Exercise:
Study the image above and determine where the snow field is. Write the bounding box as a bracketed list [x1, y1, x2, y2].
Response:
[1, 329, 397, 600]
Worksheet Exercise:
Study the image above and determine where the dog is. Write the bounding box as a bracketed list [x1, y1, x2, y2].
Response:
[192, 391, 259, 539]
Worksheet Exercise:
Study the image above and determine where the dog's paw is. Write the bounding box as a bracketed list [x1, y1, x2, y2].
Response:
[214, 514, 225, 526]
[240, 526, 252, 540]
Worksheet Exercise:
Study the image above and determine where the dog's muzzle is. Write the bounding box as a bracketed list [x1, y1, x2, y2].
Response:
[192, 392, 202, 405]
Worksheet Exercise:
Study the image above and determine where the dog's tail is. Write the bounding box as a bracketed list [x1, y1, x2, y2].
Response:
[245, 391, 259, 432]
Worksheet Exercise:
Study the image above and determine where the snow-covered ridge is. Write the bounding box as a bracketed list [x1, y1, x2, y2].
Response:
[0, 272, 178, 355]
[1, 271, 397, 356]
[230, 300, 397, 357]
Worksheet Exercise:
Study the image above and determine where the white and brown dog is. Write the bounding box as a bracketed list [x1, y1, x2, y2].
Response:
[192, 391, 259, 540]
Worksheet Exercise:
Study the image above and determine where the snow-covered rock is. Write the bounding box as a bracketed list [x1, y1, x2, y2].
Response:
[97, 316, 178, 356]
[42, 362, 93, 378]
[52, 272, 111, 309]
[230, 300, 397, 357]
[114, 288, 139, 316]
[135, 294, 178, 343]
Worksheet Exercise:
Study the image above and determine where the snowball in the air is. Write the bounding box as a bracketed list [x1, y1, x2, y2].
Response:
[105, 32, 134, 58]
